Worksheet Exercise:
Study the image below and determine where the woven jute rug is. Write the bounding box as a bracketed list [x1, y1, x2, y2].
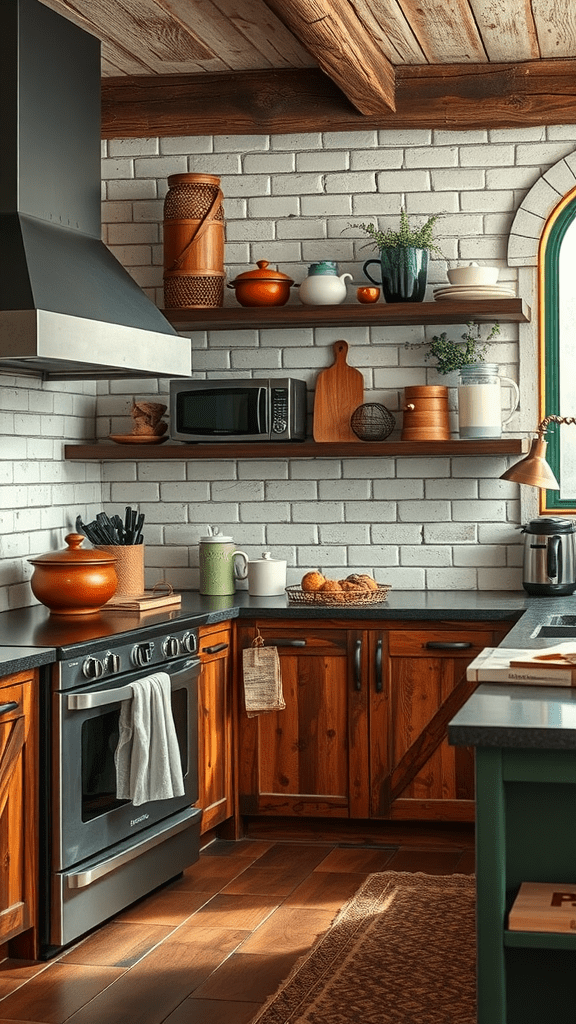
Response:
[251, 871, 476, 1024]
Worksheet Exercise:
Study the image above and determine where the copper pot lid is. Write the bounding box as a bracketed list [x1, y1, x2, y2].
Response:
[230, 260, 294, 286]
[28, 533, 117, 566]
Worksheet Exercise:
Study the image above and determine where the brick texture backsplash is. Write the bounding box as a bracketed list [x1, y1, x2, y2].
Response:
[1, 126, 567, 607]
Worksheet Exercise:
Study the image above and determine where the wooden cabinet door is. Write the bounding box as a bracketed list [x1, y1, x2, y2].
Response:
[382, 624, 512, 822]
[237, 620, 368, 818]
[0, 672, 37, 946]
[197, 622, 233, 835]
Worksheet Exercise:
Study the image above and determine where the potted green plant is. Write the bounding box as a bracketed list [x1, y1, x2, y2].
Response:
[424, 321, 501, 375]
[354, 210, 444, 302]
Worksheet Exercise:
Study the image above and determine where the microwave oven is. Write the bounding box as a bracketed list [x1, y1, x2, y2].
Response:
[169, 377, 307, 443]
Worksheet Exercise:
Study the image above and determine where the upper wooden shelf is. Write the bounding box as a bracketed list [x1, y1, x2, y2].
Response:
[64, 439, 528, 461]
[163, 298, 531, 332]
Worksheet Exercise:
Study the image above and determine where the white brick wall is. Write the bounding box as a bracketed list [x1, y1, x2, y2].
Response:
[1, 125, 571, 607]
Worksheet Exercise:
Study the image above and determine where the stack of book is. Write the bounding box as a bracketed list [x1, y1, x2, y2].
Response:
[467, 645, 576, 686]
[509, 882, 576, 932]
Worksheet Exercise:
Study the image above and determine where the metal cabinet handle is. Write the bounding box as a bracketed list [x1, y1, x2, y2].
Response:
[424, 641, 473, 650]
[201, 643, 229, 655]
[354, 638, 362, 691]
[264, 639, 306, 647]
[375, 638, 383, 693]
[0, 701, 19, 716]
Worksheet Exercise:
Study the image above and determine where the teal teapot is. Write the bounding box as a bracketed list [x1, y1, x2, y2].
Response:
[298, 261, 352, 305]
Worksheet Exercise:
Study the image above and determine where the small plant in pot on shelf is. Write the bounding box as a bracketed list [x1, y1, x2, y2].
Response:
[353, 210, 445, 303]
[424, 321, 501, 375]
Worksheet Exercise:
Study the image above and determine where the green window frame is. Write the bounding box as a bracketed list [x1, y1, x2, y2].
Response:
[541, 189, 576, 513]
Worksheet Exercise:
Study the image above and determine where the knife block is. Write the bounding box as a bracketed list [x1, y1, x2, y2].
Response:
[98, 544, 145, 597]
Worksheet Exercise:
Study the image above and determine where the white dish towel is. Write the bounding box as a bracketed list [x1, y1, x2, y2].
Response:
[114, 671, 185, 807]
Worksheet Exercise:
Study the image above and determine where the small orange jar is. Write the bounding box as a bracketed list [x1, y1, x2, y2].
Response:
[357, 286, 380, 303]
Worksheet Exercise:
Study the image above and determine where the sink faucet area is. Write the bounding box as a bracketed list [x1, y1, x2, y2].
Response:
[534, 615, 576, 637]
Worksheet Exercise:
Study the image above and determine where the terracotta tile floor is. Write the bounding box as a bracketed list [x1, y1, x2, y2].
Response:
[0, 833, 475, 1024]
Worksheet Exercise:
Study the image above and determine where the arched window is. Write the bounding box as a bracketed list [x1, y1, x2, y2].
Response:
[540, 186, 576, 513]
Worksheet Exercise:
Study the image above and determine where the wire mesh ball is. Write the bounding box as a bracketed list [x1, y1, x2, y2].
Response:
[350, 403, 396, 441]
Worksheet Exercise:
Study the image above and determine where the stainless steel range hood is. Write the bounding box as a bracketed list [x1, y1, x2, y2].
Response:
[0, 0, 191, 381]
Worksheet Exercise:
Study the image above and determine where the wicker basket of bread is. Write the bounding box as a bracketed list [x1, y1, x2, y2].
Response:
[286, 572, 391, 606]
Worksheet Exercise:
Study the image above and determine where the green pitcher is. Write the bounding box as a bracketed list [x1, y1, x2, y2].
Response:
[198, 526, 247, 596]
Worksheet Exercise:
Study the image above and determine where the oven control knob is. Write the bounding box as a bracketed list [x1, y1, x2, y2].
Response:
[181, 631, 198, 655]
[131, 642, 154, 668]
[162, 636, 180, 659]
[82, 656, 105, 679]
[105, 652, 121, 674]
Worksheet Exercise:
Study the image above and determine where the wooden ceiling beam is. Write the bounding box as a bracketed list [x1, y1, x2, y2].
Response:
[259, 0, 396, 115]
[101, 59, 576, 137]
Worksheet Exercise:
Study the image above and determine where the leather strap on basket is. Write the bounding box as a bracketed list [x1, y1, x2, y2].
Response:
[169, 188, 224, 271]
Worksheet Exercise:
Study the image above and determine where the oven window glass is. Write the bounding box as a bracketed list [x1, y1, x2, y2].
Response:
[80, 688, 189, 821]
[177, 387, 265, 435]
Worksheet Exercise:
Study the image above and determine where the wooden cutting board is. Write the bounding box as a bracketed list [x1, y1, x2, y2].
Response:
[313, 340, 364, 442]
[509, 642, 576, 670]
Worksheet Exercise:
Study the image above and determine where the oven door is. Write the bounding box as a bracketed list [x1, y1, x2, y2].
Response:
[52, 655, 199, 871]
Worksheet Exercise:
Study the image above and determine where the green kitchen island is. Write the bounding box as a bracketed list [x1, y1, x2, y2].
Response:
[449, 683, 576, 1024]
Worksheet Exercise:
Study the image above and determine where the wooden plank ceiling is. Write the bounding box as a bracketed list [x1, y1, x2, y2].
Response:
[38, 0, 576, 135]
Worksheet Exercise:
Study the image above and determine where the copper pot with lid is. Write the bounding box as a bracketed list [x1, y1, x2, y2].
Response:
[28, 533, 118, 615]
[228, 260, 294, 306]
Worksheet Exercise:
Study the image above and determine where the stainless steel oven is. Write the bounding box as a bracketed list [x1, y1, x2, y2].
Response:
[40, 622, 202, 959]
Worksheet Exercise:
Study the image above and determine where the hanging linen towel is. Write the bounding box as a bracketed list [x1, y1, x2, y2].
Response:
[242, 630, 285, 718]
[115, 671, 185, 806]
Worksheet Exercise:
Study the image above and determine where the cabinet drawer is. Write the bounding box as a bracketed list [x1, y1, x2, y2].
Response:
[388, 629, 494, 658]
[246, 625, 349, 655]
[199, 625, 230, 662]
[0, 683, 25, 723]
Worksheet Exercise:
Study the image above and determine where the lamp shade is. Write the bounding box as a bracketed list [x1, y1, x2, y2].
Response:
[500, 437, 560, 490]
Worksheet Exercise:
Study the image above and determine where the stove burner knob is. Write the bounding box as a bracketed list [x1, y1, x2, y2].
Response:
[105, 652, 121, 674]
[131, 642, 154, 668]
[181, 631, 198, 654]
[82, 656, 105, 679]
[162, 636, 180, 659]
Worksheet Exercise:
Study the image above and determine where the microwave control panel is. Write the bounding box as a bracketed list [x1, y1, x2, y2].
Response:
[271, 387, 289, 434]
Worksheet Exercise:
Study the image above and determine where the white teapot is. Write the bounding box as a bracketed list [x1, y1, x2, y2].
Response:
[298, 261, 352, 305]
[234, 551, 287, 596]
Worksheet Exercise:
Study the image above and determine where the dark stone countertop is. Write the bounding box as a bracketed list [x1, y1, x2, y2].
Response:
[0, 589, 529, 673]
[0, 645, 58, 675]
[449, 594, 576, 750]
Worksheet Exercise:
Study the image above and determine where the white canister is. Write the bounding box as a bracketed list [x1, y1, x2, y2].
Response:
[234, 551, 287, 596]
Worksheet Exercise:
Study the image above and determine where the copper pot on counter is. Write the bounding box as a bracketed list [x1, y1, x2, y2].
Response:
[28, 533, 118, 615]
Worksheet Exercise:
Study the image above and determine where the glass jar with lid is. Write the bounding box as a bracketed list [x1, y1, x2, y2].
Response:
[457, 363, 519, 439]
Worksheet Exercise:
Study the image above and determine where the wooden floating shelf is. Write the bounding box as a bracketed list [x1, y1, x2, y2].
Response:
[65, 439, 528, 461]
[163, 298, 531, 332]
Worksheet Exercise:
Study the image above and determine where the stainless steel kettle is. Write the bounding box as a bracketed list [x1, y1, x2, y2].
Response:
[521, 517, 576, 595]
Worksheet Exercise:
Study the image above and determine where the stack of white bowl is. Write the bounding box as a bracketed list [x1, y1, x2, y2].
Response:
[433, 263, 515, 301]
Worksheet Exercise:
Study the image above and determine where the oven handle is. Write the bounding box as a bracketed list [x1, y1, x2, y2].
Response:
[66, 810, 198, 889]
[66, 658, 200, 711]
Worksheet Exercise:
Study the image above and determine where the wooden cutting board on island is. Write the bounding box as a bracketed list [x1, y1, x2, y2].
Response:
[313, 340, 364, 442]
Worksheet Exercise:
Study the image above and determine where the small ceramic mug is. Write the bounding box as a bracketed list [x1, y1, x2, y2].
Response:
[357, 286, 380, 304]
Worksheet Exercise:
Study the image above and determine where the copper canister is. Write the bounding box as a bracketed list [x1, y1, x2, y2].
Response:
[401, 385, 451, 441]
